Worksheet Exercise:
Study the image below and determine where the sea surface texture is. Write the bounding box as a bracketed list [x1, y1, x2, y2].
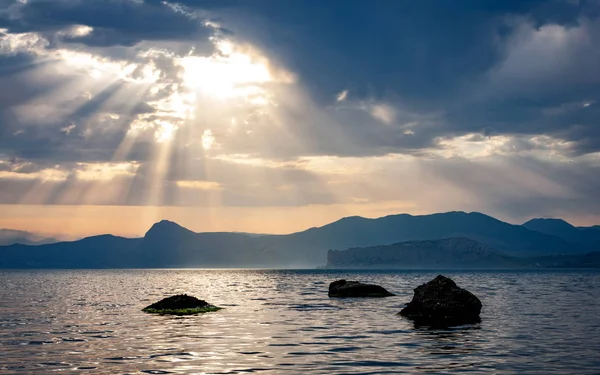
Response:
[1, 269, 599, 374]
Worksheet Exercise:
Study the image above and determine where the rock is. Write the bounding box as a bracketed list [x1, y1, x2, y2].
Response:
[142, 294, 221, 315]
[399, 275, 481, 327]
[328, 279, 395, 297]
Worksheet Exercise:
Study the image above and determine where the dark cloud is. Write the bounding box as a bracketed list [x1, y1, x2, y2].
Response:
[0, 0, 212, 47]
[44, 0, 581, 160]
[175, 0, 594, 100]
[2, 0, 599, 159]
[180, 0, 600, 156]
[0, 0, 599, 222]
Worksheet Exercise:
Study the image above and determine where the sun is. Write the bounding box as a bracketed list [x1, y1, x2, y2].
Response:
[177, 40, 273, 101]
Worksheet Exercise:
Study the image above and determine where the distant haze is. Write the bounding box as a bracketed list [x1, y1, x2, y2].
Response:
[2, 211, 599, 269]
[1, 205, 599, 240]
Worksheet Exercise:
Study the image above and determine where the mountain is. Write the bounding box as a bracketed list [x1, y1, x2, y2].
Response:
[138, 220, 267, 267]
[523, 218, 577, 238]
[326, 237, 525, 268]
[0, 221, 268, 269]
[0, 211, 592, 268]
[523, 218, 600, 251]
[326, 237, 600, 269]
[0, 235, 143, 268]
[0, 229, 58, 246]
[277, 211, 583, 259]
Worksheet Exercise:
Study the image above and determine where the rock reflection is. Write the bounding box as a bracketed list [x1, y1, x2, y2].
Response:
[411, 326, 483, 372]
[415, 325, 481, 353]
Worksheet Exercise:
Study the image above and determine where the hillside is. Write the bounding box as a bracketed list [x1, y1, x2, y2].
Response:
[268, 211, 583, 264]
[0, 211, 591, 268]
[325, 237, 525, 269]
[0, 229, 58, 246]
[0, 235, 143, 268]
[523, 218, 600, 251]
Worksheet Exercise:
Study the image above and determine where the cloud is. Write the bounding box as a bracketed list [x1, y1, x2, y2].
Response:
[3, 0, 598, 162]
[369, 104, 396, 125]
[336, 90, 348, 102]
[175, 180, 222, 190]
[0, 0, 599, 225]
[0, 0, 214, 47]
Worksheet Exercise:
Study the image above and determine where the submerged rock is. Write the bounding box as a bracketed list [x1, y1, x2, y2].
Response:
[328, 279, 395, 298]
[399, 275, 481, 327]
[142, 294, 221, 315]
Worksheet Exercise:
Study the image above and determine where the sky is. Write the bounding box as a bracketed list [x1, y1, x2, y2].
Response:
[0, 0, 599, 238]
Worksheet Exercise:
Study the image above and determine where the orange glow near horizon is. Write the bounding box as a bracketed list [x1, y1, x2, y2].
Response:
[1, 204, 600, 240]
[0, 202, 422, 239]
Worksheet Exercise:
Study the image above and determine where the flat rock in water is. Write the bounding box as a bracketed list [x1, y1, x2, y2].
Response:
[399, 275, 481, 327]
[328, 279, 395, 298]
[142, 294, 221, 315]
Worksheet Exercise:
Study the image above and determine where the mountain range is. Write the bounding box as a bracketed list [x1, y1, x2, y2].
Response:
[0, 229, 58, 246]
[1, 211, 599, 269]
[326, 237, 525, 269]
[523, 218, 600, 249]
[325, 237, 600, 269]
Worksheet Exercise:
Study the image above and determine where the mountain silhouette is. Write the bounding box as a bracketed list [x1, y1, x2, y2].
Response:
[523, 218, 600, 250]
[0, 235, 142, 268]
[139, 220, 264, 267]
[0, 211, 595, 268]
[326, 237, 527, 268]
[0, 229, 58, 246]
[281, 211, 581, 260]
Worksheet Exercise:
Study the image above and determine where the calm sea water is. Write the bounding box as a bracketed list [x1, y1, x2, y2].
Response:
[1, 269, 599, 374]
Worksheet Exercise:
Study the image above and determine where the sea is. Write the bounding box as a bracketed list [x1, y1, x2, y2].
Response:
[0, 269, 599, 374]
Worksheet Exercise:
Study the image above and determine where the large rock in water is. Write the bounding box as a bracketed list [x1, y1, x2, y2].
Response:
[399, 275, 481, 327]
[142, 294, 221, 315]
[329, 279, 395, 297]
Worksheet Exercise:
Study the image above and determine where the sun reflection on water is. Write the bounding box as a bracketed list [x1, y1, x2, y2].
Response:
[1, 270, 599, 374]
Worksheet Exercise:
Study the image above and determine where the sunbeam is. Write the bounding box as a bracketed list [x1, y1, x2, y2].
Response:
[4, 0, 598, 243]
[2, 6, 600, 373]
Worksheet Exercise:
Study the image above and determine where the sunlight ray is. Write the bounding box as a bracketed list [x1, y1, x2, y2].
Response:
[17, 178, 64, 206]
[145, 129, 176, 214]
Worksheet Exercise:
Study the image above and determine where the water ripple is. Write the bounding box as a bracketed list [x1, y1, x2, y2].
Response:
[0, 269, 599, 374]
